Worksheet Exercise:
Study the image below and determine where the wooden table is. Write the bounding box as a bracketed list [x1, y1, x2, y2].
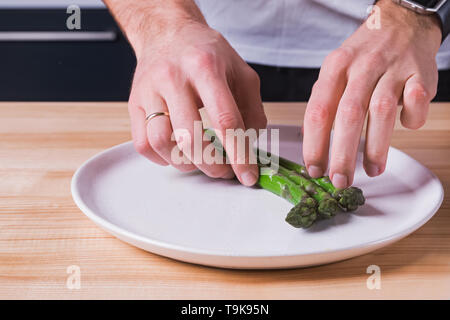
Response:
[0, 102, 449, 299]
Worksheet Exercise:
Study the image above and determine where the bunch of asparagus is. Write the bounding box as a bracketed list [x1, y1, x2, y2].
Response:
[204, 130, 365, 228]
[257, 154, 365, 228]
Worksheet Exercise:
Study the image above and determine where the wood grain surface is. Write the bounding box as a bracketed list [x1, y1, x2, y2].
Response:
[0, 102, 449, 299]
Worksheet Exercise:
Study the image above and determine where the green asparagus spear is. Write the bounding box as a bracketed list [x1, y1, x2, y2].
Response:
[275, 157, 365, 211]
[204, 129, 319, 228]
[258, 167, 318, 228]
[309, 176, 365, 211]
[274, 165, 339, 218]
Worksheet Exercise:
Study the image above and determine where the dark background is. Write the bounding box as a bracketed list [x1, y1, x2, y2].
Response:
[0, 9, 135, 101]
[0, 9, 449, 102]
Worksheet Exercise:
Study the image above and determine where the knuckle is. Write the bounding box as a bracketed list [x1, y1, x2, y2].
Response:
[152, 62, 177, 81]
[324, 47, 354, 69]
[305, 103, 330, 127]
[406, 82, 431, 102]
[133, 140, 149, 155]
[185, 49, 220, 75]
[149, 132, 171, 152]
[243, 67, 260, 86]
[216, 111, 240, 129]
[370, 97, 397, 120]
[338, 102, 365, 126]
[311, 80, 322, 92]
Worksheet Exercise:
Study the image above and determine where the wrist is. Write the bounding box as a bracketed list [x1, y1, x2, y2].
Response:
[107, 0, 207, 60]
[132, 16, 206, 61]
[376, 0, 442, 45]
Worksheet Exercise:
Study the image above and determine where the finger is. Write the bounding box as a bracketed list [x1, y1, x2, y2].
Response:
[303, 48, 351, 178]
[144, 96, 196, 172]
[364, 73, 403, 177]
[163, 83, 235, 180]
[195, 75, 259, 186]
[128, 103, 168, 166]
[401, 74, 436, 130]
[329, 65, 383, 188]
[235, 66, 267, 131]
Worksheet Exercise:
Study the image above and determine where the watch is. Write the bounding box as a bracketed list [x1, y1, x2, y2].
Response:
[391, 0, 450, 40]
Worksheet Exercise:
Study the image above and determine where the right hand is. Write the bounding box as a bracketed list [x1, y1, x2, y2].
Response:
[128, 21, 267, 186]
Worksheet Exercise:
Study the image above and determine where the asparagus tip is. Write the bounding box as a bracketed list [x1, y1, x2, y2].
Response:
[317, 197, 339, 219]
[337, 187, 365, 211]
[285, 197, 318, 228]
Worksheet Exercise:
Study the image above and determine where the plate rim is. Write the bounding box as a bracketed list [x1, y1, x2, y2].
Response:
[71, 140, 444, 259]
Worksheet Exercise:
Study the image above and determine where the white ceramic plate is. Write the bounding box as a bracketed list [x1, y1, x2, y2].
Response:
[71, 125, 443, 269]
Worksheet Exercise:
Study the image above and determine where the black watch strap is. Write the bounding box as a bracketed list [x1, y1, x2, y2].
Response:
[437, 0, 450, 41]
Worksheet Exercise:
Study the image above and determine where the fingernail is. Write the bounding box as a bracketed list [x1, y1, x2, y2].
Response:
[308, 165, 323, 178]
[365, 163, 380, 177]
[240, 170, 258, 186]
[332, 173, 348, 189]
[222, 170, 235, 179]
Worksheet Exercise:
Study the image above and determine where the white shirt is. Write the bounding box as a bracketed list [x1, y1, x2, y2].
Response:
[195, 0, 450, 69]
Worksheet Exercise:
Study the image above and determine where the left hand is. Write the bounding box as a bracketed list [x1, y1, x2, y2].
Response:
[302, 0, 442, 189]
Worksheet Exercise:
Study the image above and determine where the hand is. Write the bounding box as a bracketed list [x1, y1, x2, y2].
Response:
[107, 1, 266, 186]
[303, 0, 442, 188]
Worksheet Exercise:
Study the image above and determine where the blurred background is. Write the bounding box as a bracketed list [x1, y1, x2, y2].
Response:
[1, 0, 449, 102]
[0, 0, 135, 101]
